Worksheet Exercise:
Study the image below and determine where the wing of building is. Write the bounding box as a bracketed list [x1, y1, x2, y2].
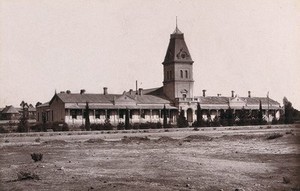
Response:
[36, 25, 282, 126]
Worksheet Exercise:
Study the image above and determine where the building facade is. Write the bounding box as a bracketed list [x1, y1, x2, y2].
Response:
[36, 25, 282, 127]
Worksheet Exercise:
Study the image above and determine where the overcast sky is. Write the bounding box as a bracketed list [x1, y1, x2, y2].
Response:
[1, 0, 299, 109]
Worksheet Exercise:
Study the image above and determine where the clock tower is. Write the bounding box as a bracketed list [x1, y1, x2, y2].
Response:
[162, 25, 194, 101]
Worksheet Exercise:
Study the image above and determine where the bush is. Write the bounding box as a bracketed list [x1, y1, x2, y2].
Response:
[51, 122, 69, 132]
[0, 126, 8, 133]
[266, 133, 283, 140]
[17, 171, 40, 181]
[139, 122, 164, 129]
[177, 110, 188, 128]
[35, 138, 41, 142]
[31, 153, 43, 162]
[90, 123, 113, 131]
[117, 122, 125, 130]
[30, 124, 48, 132]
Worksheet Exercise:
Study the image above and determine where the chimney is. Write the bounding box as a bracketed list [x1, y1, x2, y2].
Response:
[103, 87, 108, 95]
[138, 88, 143, 96]
[231, 90, 235, 98]
[129, 89, 133, 95]
[202, 90, 206, 97]
[248, 91, 251, 98]
[80, 89, 85, 94]
[66, 90, 71, 94]
[217, 93, 221, 97]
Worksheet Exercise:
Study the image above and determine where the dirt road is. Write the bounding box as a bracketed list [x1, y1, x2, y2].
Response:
[1, 125, 299, 191]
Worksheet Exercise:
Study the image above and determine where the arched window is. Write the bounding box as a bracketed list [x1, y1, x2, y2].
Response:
[185, 70, 188, 78]
[180, 70, 183, 78]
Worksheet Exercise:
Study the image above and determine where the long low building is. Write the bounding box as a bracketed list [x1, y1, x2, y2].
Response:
[36, 25, 282, 127]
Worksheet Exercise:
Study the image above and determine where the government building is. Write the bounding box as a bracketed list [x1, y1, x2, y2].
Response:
[36, 25, 282, 127]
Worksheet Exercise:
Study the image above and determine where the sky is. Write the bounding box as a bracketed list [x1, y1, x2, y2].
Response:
[1, 0, 300, 109]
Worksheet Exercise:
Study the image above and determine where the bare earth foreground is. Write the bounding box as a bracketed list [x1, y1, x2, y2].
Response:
[0, 125, 300, 191]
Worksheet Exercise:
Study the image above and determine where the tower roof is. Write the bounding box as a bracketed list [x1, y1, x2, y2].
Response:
[163, 25, 193, 65]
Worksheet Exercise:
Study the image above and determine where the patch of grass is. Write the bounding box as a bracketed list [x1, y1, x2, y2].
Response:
[17, 171, 40, 181]
[122, 136, 150, 143]
[35, 138, 41, 142]
[266, 133, 283, 140]
[31, 153, 43, 162]
[85, 138, 105, 143]
[42, 140, 66, 145]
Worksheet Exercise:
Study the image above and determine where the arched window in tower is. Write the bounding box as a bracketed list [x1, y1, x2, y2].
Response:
[180, 70, 183, 78]
[185, 70, 188, 78]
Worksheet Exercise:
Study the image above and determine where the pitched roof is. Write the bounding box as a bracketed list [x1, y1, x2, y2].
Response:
[2, 105, 19, 114]
[163, 28, 193, 64]
[199, 96, 229, 105]
[36, 102, 50, 108]
[195, 96, 280, 106]
[53, 92, 172, 105]
[55, 93, 119, 103]
[241, 97, 280, 105]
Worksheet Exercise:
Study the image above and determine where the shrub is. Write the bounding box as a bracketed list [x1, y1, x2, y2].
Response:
[30, 123, 48, 132]
[0, 126, 8, 133]
[31, 153, 43, 162]
[35, 138, 41, 142]
[51, 122, 69, 132]
[177, 110, 188, 128]
[132, 123, 140, 130]
[117, 122, 125, 130]
[90, 122, 113, 131]
[266, 133, 283, 140]
[17, 171, 40, 181]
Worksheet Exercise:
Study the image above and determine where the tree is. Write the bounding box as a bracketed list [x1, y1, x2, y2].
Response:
[236, 107, 250, 126]
[85, 102, 90, 131]
[283, 97, 294, 124]
[226, 107, 234, 126]
[17, 101, 29, 132]
[258, 100, 264, 125]
[125, 108, 130, 129]
[196, 102, 203, 127]
[219, 109, 227, 126]
[163, 105, 167, 128]
[177, 110, 188, 128]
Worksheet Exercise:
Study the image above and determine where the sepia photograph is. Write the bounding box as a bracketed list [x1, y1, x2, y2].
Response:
[0, 0, 300, 190]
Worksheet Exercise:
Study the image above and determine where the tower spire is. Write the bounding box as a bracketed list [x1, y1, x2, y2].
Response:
[173, 16, 182, 34]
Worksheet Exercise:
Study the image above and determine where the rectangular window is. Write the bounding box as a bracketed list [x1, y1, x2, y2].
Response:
[71, 110, 77, 119]
[95, 110, 100, 119]
[119, 110, 124, 119]
[141, 110, 145, 119]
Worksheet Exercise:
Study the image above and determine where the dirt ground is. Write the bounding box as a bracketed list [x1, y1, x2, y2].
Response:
[0, 125, 300, 191]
